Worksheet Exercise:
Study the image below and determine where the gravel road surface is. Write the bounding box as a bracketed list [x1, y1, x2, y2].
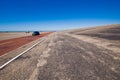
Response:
[0, 32, 120, 80]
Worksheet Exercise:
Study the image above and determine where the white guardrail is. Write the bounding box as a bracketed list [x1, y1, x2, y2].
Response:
[0, 39, 44, 70]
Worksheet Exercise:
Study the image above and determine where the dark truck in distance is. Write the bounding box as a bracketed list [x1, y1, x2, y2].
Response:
[32, 31, 40, 36]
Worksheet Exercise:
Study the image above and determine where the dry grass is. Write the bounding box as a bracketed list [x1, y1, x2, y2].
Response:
[65, 24, 120, 40]
[64, 24, 120, 52]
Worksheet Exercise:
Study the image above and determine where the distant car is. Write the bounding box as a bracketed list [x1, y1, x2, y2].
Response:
[32, 31, 40, 36]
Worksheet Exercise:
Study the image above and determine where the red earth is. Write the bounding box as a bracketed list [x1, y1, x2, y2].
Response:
[0, 32, 52, 56]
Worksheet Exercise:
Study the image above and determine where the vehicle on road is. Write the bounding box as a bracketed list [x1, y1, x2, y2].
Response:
[32, 31, 40, 36]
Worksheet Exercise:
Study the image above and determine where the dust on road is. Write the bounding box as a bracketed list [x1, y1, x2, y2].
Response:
[0, 32, 120, 80]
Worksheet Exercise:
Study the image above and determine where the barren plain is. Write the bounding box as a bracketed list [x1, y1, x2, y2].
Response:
[0, 24, 120, 80]
[0, 32, 32, 40]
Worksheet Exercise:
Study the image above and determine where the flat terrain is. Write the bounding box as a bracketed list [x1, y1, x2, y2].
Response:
[0, 32, 32, 40]
[0, 25, 120, 80]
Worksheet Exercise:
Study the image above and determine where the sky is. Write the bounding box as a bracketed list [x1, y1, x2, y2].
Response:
[0, 0, 120, 31]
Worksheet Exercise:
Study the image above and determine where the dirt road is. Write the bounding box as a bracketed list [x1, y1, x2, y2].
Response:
[0, 32, 120, 80]
[0, 32, 52, 56]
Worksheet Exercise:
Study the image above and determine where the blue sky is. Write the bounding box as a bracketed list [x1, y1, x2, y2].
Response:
[0, 0, 120, 31]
